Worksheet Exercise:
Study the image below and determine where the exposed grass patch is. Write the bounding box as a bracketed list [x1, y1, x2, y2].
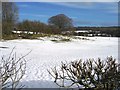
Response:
[32, 34, 52, 38]
[51, 39, 58, 42]
[2, 33, 91, 42]
[3, 34, 18, 40]
[0, 46, 9, 48]
[72, 36, 90, 40]
[51, 37, 71, 43]
[60, 38, 71, 42]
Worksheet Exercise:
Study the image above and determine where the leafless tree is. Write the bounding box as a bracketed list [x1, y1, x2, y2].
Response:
[48, 57, 120, 90]
[2, 2, 18, 36]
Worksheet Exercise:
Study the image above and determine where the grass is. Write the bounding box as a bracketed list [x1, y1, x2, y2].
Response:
[51, 39, 58, 42]
[51, 37, 71, 43]
[2, 33, 90, 42]
[60, 38, 71, 42]
[31, 33, 52, 38]
[2, 34, 18, 40]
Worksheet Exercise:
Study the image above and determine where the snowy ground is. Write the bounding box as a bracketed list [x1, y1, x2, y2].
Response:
[0, 36, 118, 88]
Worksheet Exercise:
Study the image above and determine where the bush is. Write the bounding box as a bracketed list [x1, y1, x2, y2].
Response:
[0, 48, 27, 89]
[48, 57, 120, 90]
[3, 34, 18, 40]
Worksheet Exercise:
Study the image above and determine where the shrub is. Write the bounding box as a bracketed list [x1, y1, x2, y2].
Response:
[0, 48, 28, 89]
[48, 57, 120, 90]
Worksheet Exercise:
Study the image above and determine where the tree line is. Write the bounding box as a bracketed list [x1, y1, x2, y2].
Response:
[2, 2, 74, 39]
[17, 20, 61, 34]
[16, 14, 74, 35]
[76, 26, 119, 37]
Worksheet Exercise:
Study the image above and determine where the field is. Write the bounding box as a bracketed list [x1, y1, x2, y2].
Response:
[0, 36, 118, 88]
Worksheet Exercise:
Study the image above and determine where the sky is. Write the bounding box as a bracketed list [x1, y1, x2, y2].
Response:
[16, 2, 118, 27]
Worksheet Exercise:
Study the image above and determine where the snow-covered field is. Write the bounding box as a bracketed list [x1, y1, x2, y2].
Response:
[0, 36, 118, 88]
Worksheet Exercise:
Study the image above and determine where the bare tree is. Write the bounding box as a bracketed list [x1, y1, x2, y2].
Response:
[0, 48, 29, 89]
[48, 57, 120, 90]
[2, 2, 18, 36]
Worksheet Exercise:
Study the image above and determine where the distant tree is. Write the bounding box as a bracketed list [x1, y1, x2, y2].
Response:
[17, 20, 47, 34]
[48, 14, 73, 31]
[18, 20, 32, 33]
[46, 25, 61, 34]
[2, 2, 18, 36]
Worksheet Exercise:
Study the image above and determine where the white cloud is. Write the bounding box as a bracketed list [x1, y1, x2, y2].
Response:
[51, 2, 118, 15]
[73, 18, 118, 26]
[20, 13, 48, 18]
[52, 2, 95, 9]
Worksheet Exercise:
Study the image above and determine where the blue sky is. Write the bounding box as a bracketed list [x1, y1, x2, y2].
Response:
[16, 2, 118, 26]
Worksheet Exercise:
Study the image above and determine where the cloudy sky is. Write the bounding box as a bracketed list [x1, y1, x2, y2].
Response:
[16, 2, 118, 26]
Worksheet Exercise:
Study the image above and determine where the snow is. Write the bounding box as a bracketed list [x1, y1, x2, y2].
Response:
[0, 36, 118, 88]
